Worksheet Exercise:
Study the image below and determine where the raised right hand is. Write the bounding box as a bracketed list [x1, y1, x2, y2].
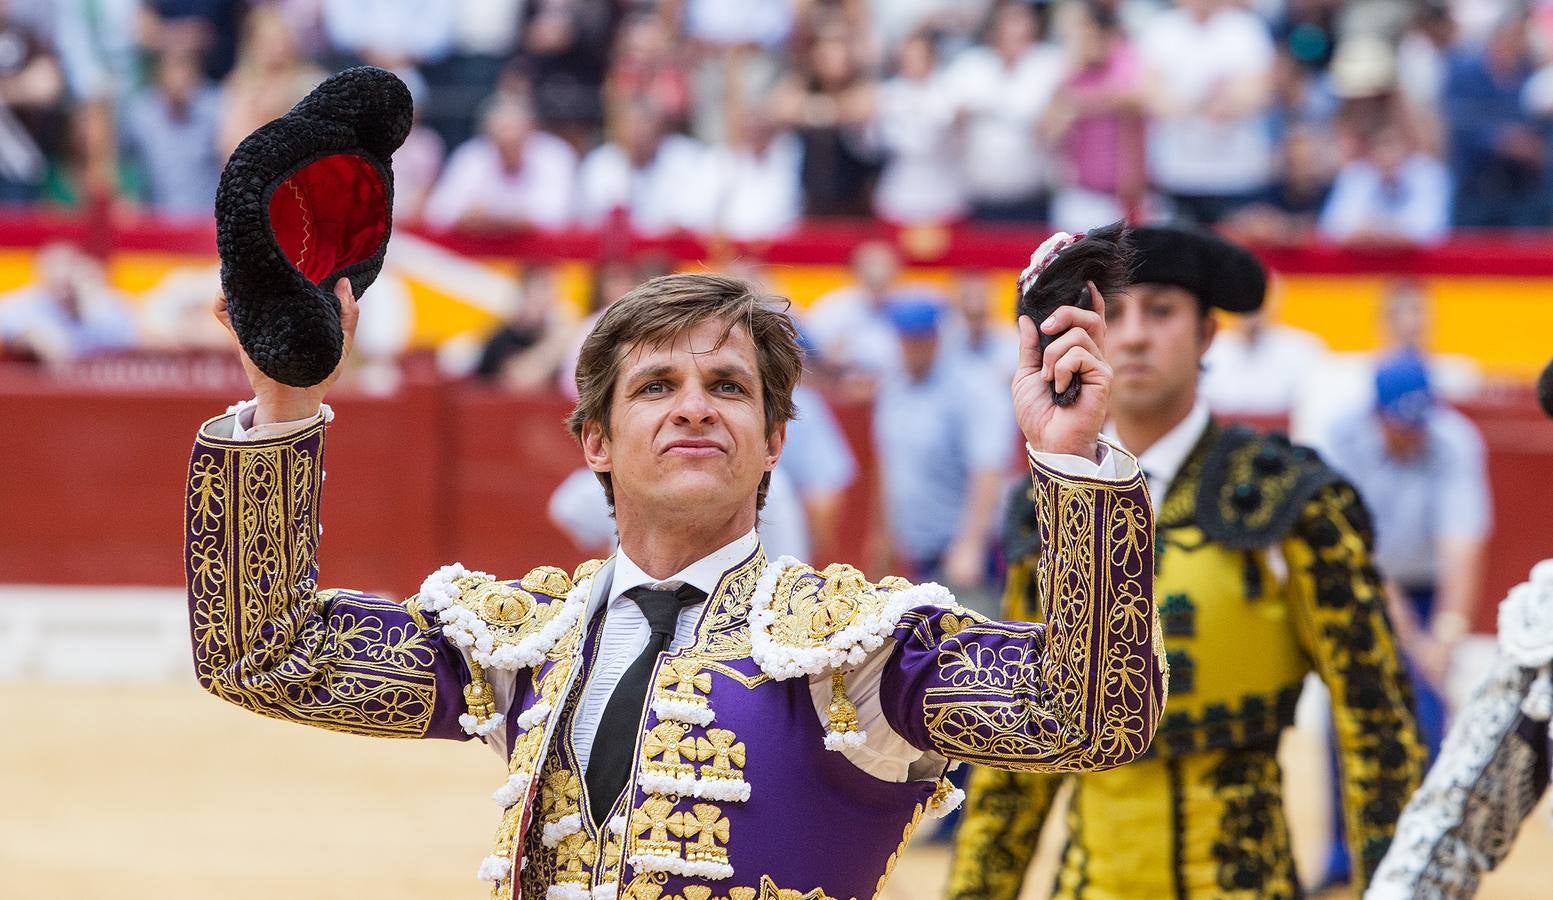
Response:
[214, 277, 359, 425]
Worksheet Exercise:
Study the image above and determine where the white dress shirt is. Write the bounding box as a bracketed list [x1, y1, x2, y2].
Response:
[1106, 400, 1211, 504]
[216, 402, 1133, 781]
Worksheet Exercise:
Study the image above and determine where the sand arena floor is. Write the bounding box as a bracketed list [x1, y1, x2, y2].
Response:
[2, 679, 1548, 899]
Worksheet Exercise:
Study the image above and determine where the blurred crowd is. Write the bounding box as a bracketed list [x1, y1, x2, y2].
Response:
[0, 0, 1512, 595]
[2, 0, 1553, 241]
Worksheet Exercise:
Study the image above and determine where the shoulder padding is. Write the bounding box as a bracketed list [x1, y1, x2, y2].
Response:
[413, 562, 595, 672]
[1195, 425, 1344, 551]
[748, 556, 954, 680]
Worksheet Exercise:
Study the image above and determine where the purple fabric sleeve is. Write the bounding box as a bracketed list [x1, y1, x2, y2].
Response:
[880, 455, 1164, 772]
[185, 416, 470, 740]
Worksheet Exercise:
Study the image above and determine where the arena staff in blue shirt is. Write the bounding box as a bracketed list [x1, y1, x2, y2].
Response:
[870, 297, 1015, 590]
[1320, 351, 1492, 754]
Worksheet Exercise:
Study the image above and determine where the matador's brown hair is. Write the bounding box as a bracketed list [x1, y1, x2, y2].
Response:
[567, 272, 802, 509]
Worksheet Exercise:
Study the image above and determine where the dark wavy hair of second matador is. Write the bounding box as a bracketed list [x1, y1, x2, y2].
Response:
[1016, 221, 1135, 407]
[216, 66, 412, 387]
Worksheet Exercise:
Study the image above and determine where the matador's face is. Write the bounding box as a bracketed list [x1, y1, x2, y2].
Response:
[584, 318, 784, 526]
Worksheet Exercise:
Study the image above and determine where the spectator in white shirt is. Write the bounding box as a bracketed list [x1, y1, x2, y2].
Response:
[321, 0, 455, 70]
[1201, 308, 1328, 418]
[699, 103, 804, 241]
[942, 0, 1066, 222]
[424, 93, 578, 231]
[1138, 0, 1277, 224]
[575, 102, 706, 236]
[874, 30, 966, 225]
[1318, 120, 1450, 247]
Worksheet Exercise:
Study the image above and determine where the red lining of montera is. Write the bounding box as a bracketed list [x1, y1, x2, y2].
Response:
[267, 153, 388, 284]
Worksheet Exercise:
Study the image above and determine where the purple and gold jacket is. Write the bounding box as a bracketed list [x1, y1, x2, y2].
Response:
[186, 413, 1166, 900]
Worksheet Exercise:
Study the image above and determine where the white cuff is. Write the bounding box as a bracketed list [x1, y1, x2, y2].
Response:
[1026, 436, 1138, 482]
[221, 398, 327, 442]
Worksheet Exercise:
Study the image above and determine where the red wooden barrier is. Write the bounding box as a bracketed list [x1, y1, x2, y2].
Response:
[1, 365, 1547, 632]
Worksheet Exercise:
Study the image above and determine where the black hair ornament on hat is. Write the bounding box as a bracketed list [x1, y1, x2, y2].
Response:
[1128, 223, 1267, 314]
[216, 66, 412, 387]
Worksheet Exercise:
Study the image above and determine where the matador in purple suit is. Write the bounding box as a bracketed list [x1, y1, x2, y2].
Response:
[187, 251, 1166, 896]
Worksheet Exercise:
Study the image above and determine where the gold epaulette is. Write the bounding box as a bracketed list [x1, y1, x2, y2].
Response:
[750, 560, 949, 681]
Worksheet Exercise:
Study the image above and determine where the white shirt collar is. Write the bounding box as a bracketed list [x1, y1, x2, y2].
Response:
[608, 529, 761, 608]
[1105, 401, 1211, 502]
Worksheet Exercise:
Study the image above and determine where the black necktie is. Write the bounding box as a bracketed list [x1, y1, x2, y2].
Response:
[585, 582, 707, 825]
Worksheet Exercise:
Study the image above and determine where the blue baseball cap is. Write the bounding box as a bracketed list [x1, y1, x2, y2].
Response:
[1374, 352, 1433, 426]
[884, 296, 944, 338]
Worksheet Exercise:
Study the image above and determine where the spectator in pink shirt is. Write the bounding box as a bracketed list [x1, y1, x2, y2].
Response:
[1041, 1, 1148, 232]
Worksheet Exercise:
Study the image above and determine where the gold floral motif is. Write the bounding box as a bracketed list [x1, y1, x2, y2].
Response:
[573, 557, 606, 585]
[186, 432, 438, 738]
[763, 564, 895, 653]
[643, 721, 698, 779]
[522, 565, 575, 598]
[918, 467, 1157, 771]
[683, 550, 768, 661]
[630, 795, 682, 858]
[474, 581, 537, 626]
[668, 803, 731, 867]
[623, 874, 835, 900]
[554, 829, 599, 885]
[656, 658, 714, 712]
[540, 769, 582, 820]
[692, 729, 746, 783]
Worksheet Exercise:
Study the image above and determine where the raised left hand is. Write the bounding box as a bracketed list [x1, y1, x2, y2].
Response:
[1012, 280, 1111, 462]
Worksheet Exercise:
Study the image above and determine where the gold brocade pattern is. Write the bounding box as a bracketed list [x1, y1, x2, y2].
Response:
[920, 468, 1156, 771]
[187, 431, 437, 737]
[518, 652, 593, 900]
[762, 563, 898, 652]
[683, 550, 768, 663]
[952, 430, 1420, 899]
[623, 874, 837, 900]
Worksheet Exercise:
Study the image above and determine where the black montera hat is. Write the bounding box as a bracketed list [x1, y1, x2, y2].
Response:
[216, 66, 412, 387]
[1129, 223, 1267, 313]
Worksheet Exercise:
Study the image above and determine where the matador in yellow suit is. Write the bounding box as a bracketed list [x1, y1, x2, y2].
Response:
[947, 224, 1426, 899]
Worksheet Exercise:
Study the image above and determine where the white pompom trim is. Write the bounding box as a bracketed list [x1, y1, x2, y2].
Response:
[651, 696, 715, 725]
[546, 885, 590, 900]
[477, 855, 512, 883]
[627, 853, 734, 881]
[637, 771, 752, 803]
[591, 883, 620, 900]
[748, 556, 954, 680]
[419, 564, 591, 672]
[491, 772, 532, 808]
[1523, 665, 1553, 722]
[516, 701, 553, 731]
[608, 815, 627, 836]
[460, 711, 506, 737]
[926, 786, 966, 819]
[823, 730, 868, 751]
[541, 813, 584, 848]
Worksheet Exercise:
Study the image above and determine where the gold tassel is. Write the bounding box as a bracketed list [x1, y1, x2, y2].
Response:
[827, 670, 860, 736]
[464, 659, 498, 722]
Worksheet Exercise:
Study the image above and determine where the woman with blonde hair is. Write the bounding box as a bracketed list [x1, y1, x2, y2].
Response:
[216, 7, 325, 161]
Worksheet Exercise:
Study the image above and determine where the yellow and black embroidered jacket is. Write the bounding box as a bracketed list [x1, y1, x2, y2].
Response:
[948, 421, 1426, 899]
